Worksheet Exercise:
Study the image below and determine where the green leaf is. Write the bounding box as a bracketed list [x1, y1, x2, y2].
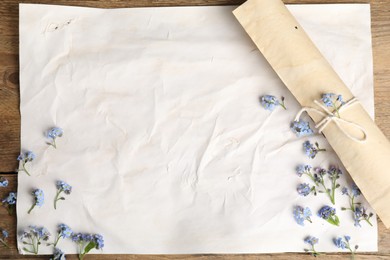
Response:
[83, 241, 97, 255]
[326, 216, 340, 226]
[59, 197, 66, 200]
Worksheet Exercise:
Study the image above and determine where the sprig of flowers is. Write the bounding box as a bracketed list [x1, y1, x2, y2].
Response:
[260, 95, 286, 111]
[47, 127, 64, 149]
[20, 225, 51, 254]
[0, 228, 9, 248]
[304, 236, 320, 257]
[54, 181, 72, 209]
[293, 206, 312, 226]
[0, 177, 8, 187]
[72, 233, 104, 260]
[303, 141, 326, 159]
[17, 151, 36, 176]
[341, 184, 373, 227]
[295, 165, 341, 204]
[50, 224, 73, 248]
[325, 166, 342, 205]
[318, 205, 340, 226]
[1, 192, 17, 215]
[321, 93, 345, 118]
[290, 120, 314, 137]
[50, 247, 66, 260]
[28, 189, 44, 214]
[334, 236, 358, 259]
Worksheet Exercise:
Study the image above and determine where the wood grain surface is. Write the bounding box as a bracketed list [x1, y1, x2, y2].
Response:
[1, 0, 389, 259]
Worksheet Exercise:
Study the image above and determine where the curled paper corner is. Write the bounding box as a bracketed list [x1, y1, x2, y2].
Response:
[233, 0, 390, 228]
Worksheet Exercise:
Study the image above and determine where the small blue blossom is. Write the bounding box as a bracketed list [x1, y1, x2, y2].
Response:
[94, 234, 104, 249]
[303, 141, 326, 159]
[81, 234, 93, 242]
[0, 177, 8, 187]
[351, 184, 361, 197]
[304, 236, 319, 246]
[321, 93, 336, 107]
[0, 228, 9, 248]
[20, 225, 51, 254]
[28, 189, 44, 214]
[321, 93, 345, 117]
[71, 233, 82, 242]
[47, 127, 64, 149]
[2, 230, 8, 239]
[50, 247, 66, 260]
[333, 236, 358, 256]
[17, 151, 36, 176]
[1, 192, 17, 215]
[297, 183, 312, 197]
[54, 181, 72, 209]
[58, 224, 73, 239]
[341, 187, 348, 195]
[72, 232, 105, 259]
[293, 206, 312, 226]
[334, 237, 347, 249]
[296, 164, 312, 177]
[304, 236, 320, 256]
[260, 95, 286, 111]
[318, 205, 339, 226]
[2, 192, 17, 205]
[56, 181, 72, 195]
[53, 224, 73, 248]
[353, 206, 374, 227]
[290, 120, 314, 137]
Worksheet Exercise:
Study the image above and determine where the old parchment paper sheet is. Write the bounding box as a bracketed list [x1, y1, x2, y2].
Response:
[18, 4, 377, 254]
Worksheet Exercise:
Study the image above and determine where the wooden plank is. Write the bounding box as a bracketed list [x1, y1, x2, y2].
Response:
[1, 0, 390, 259]
[1, 174, 390, 258]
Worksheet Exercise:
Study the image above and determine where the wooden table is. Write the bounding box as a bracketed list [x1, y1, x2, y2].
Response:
[1, 0, 389, 259]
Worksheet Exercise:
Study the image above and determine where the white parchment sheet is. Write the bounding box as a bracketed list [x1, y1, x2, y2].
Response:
[18, 4, 376, 254]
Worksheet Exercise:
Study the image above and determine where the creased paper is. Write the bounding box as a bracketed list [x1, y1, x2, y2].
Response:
[233, 0, 390, 229]
[18, 3, 377, 254]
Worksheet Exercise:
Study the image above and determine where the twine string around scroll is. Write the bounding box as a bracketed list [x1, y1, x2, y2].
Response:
[294, 97, 367, 142]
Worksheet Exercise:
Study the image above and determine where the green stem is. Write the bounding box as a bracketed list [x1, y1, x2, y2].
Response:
[23, 247, 36, 254]
[0, 239, 9, 248]
[27, 204, 36, 214]
[22, 162, 31, 176]
[333, 103, 340, 118]
[365, 218, 373, 227]
[31, 236, 37, 254]
[279, 102, 287, 110]
[331, 177, 336, 205]
[53, 235, 61, 247]
[54, 189, 63, 209]
[36, 237, 40, 254]
[319, 176, 334, 204]
[305, 173, 319, 187]
[79, 242, 85, 260]
[5, 205, 13, 216]
[350, 196, 355, 212]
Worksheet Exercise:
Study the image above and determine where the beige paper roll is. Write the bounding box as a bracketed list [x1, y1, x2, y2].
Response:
[233, 0, 390, 228]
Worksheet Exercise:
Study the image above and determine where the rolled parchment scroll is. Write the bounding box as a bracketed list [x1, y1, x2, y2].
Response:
[233, 0, 390, 228]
